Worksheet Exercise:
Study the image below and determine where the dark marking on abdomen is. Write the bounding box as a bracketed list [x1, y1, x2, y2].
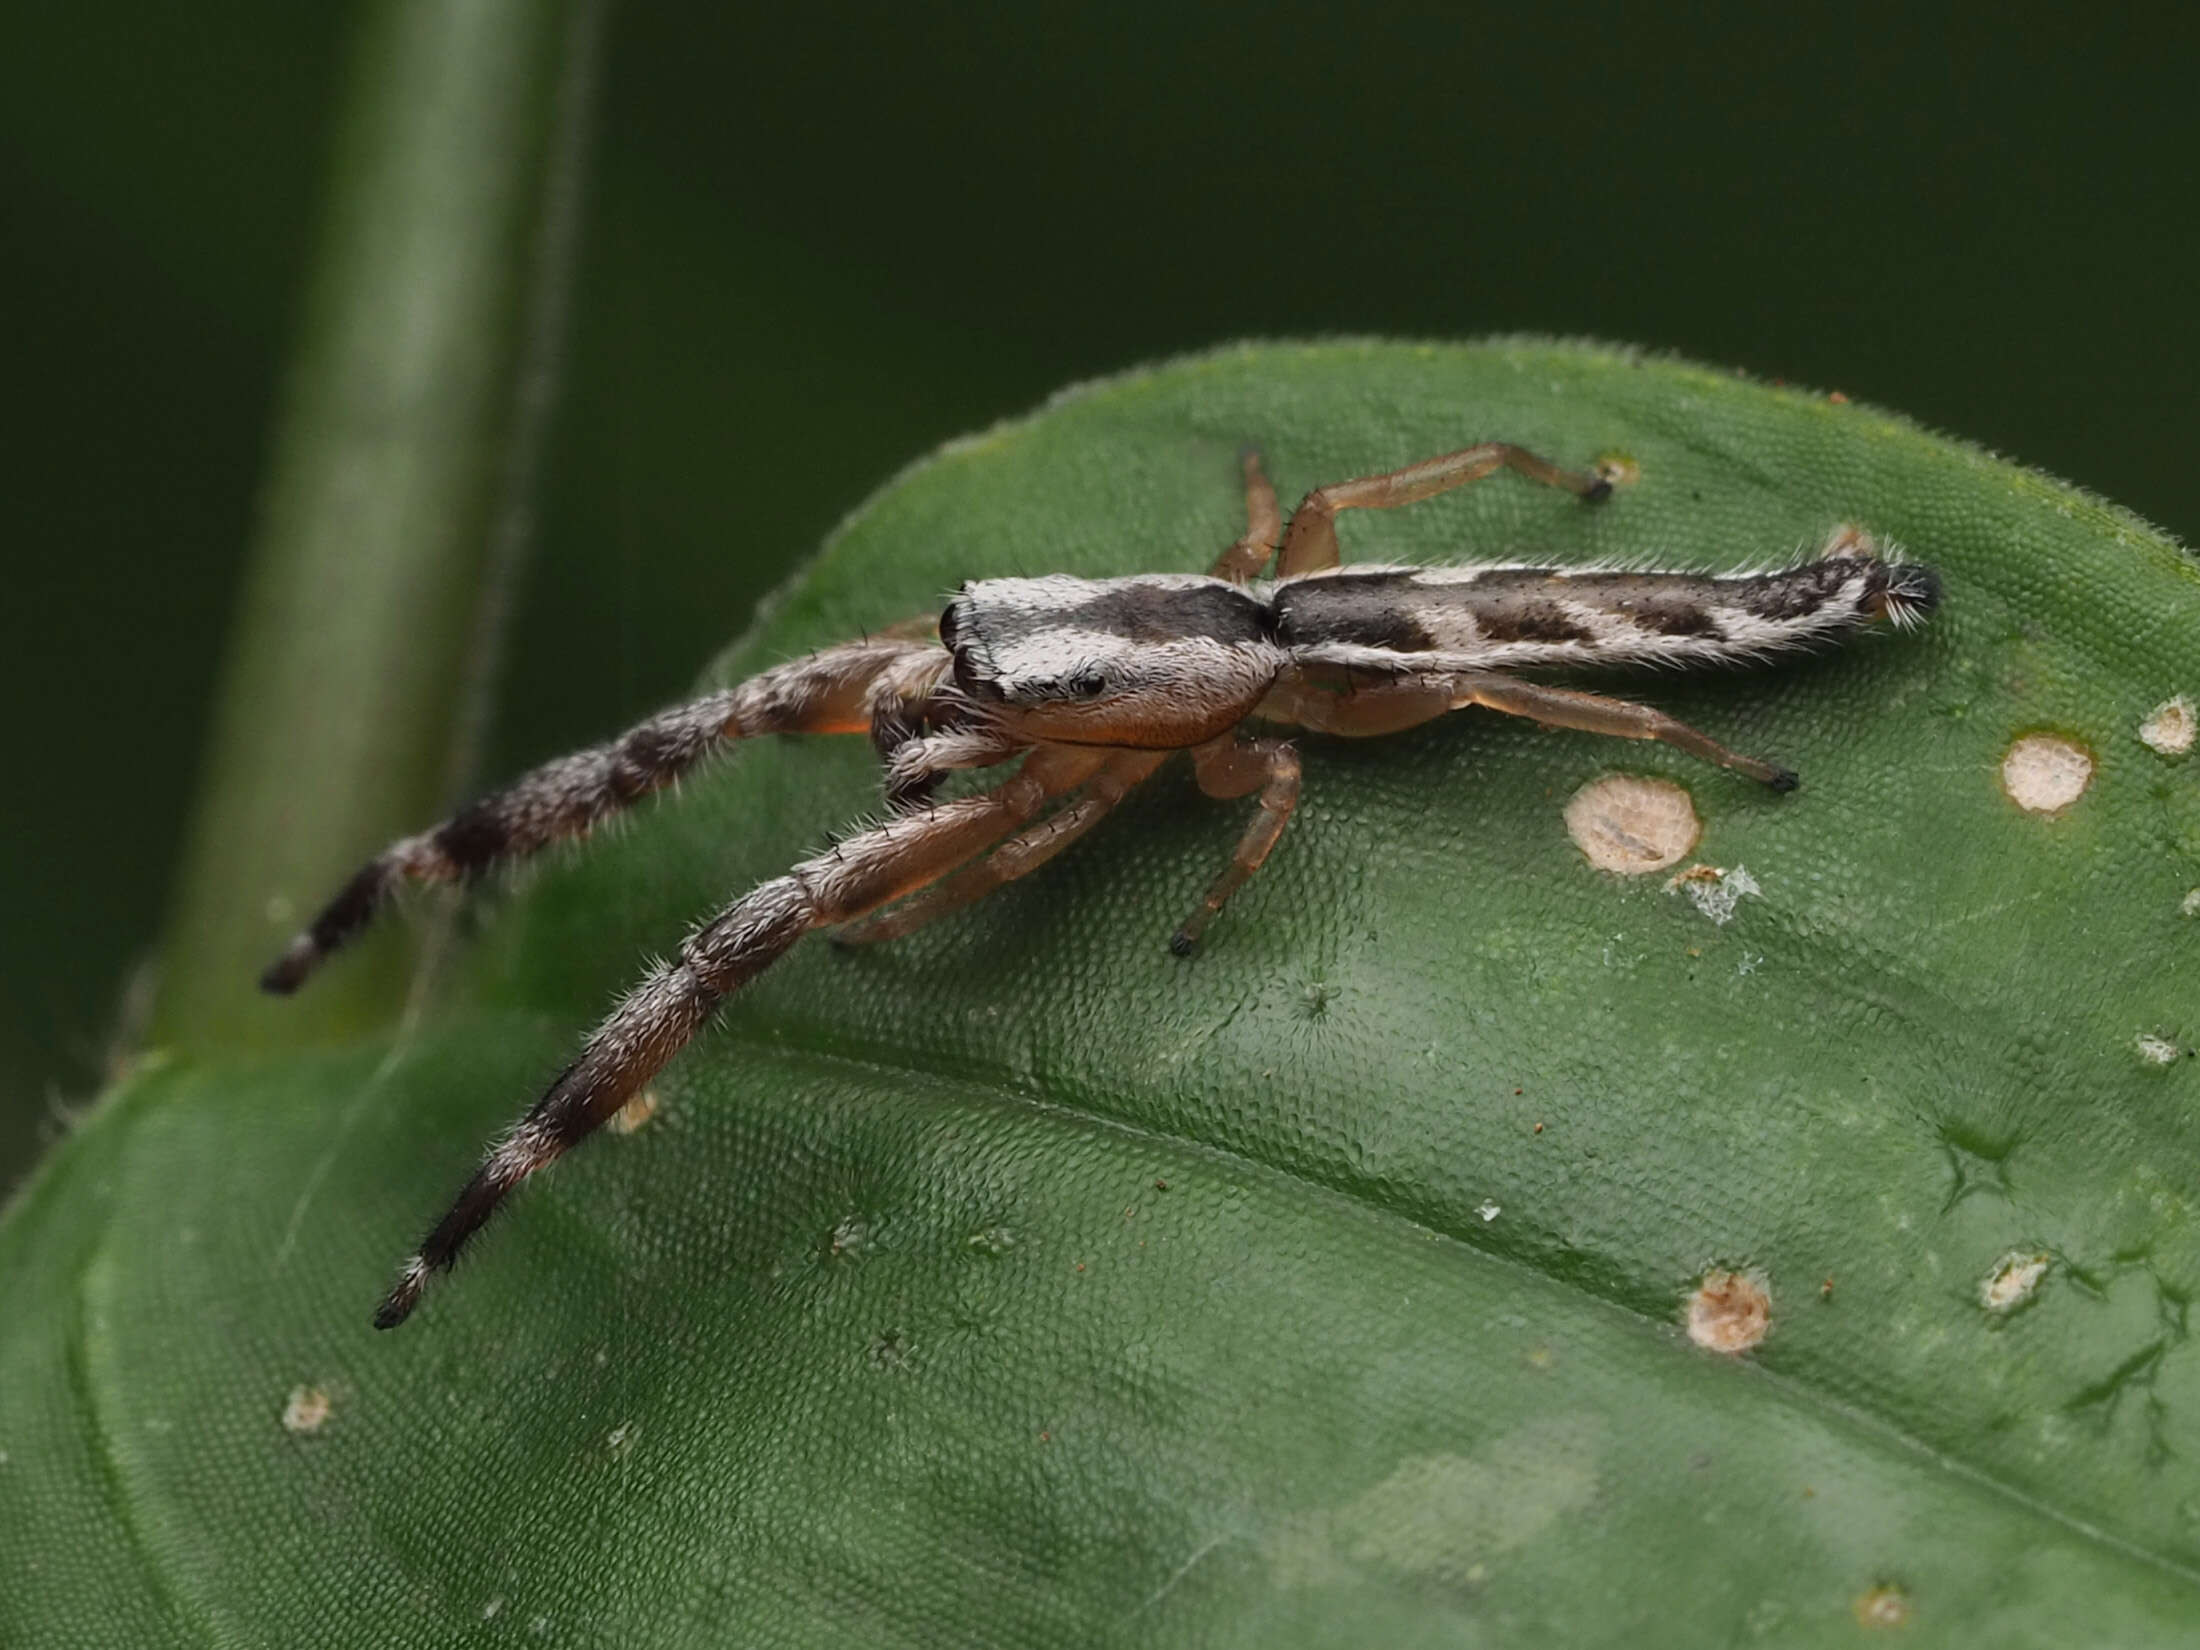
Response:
[1272, 571, 1438, 651]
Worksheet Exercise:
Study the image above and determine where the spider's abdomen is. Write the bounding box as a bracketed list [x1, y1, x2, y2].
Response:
[1272, 556, 1939, 671]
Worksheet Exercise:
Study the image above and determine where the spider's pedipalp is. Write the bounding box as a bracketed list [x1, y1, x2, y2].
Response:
[371, 742, 1104, 1327]
[261, 637, 942, 995]
[879, 721, 1021, 811]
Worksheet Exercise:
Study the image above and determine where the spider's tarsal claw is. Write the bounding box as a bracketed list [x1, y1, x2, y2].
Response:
[372, 1255, 431, 1330]
[1583, 475, 1614, 504]
[1169, 927, 1199, 958]
[1766, 767, 1801, 793]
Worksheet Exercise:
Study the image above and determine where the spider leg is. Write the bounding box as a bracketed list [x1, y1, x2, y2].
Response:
[1267, 664, 1796, 789]
[1450, 673, 1798, 789]
[372, 741, 1105, 1328]
[1169, 735, 1302, 954]
[261, 638, 948, 994]
[1277, 442, 1611, 577]
[833, 748, 1169, 946]
[1207, 448, 1283, 582]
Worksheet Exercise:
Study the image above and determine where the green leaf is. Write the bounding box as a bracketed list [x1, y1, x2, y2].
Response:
[9, 340, 2200, 1646]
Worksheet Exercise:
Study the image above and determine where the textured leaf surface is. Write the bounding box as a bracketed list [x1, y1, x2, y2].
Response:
[8, 341, 2200, 1646]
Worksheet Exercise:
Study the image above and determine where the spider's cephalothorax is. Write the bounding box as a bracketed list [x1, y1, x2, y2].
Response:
[264, 439, 1939, 1327]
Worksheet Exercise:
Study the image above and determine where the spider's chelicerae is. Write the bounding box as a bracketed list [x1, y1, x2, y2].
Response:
[264, 441, 1940, 1327]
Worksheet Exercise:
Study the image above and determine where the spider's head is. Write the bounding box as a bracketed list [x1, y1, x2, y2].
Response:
[942, 574, 1287, 747]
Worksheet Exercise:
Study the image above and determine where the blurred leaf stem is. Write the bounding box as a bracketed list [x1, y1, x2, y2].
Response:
[152, 0, 604, 1052]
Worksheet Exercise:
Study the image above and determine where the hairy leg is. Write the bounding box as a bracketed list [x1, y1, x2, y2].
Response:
[1208, 448, 1283, 582]
[1277, 442, 1611, 577]
[833, 749, 1169, 946]
[262, 638, 949, 993]
[1170, 735, 1302, 954]
[373, 742, 1107, 1328]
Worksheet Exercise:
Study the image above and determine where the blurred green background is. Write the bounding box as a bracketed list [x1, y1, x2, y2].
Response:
[2, 3, 2193, 1193]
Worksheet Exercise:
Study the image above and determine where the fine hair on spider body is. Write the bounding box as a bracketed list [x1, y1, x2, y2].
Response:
[264, 438, 1940, 1328]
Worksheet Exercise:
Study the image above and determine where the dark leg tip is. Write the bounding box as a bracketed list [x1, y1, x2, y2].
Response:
[258, 940, 316, 996]
[1767, 767, 1801, 793]
[372, 1259, 429, 1329]
[1583, 476, 1614, 504]
[1169, 928, 1199, 958]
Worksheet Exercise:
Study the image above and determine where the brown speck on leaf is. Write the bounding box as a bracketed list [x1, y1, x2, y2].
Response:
[1154, 1180, 1169, 1192]
[1820, 1277, 1835, 1300]
[1686, 1268, 1771, 1354]
[1533, 1122, 1545, 1134]
[1828, 390, 1850, 404]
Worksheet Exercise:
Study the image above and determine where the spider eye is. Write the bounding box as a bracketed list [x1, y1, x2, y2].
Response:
[1069, 668, 1108, 699]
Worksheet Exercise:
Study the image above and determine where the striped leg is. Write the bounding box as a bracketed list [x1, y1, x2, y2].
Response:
[1169, 736, 1302, 955]
[832, 749, 1169, 947]
[1277, 442, 1611, 577]
[261, 638, 949, 993]
[373, 741, 1107, 1328]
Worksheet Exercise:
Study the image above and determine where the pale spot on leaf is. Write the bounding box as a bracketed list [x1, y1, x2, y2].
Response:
[280, 1385, 332, 1435]
[1687, 1269, 1770, 1354]
[1565, 775, 1699, 874]
[2139, 695, 2195, 756]
[1980, 1251, 2050, 1312]
[2000, 735, 2092, 813]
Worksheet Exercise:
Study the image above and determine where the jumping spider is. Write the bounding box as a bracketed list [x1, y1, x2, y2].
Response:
[264, 440, 1940, 1327]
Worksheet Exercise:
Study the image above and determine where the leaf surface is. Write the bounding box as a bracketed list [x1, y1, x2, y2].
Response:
[8, 341, 2200, 1647]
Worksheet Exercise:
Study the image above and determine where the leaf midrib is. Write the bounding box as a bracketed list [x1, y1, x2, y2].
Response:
[716, 1018, 2200, 1595]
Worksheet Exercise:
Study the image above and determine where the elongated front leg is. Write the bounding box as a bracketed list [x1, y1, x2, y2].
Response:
[261, 638, 947, 994]
[1277, 442, 1611, 576]
[1171, 736, 1302, 954]
[373, 743, 1105, 1328]
[1454, 672, 1797, 789]
[1208, 448, 1283, 582]
[834, 749, 1169, 946]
